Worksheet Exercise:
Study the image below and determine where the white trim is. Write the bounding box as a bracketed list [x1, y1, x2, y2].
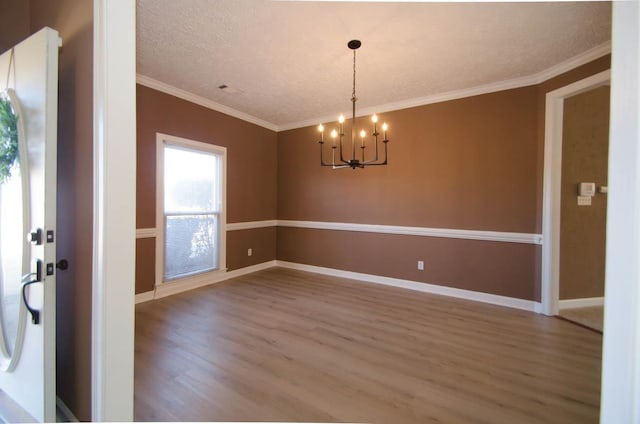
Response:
[92, 0, 136, 421]
[141, 219, 541, 244]
[155, 133, 228, 287]
[541, 69, 610, 316]
[278, 220, 542, 245]
[138, 42, 610, 133]
[223, 260, 277, 279]
[276, 261, 542, 313]
[136, 258, 542, 313]
[136, 227, 156, 238]
[154, 269, 229, 299]
[56, 396, 79, 422]
[152, 261, 277, 300]
[227, 220, 278, 231]
[136, 74, 279, 132]
[534, 42, 611, 86]
[134, 291, 154, 304]
[278, 42, 611, 131]
[558, 297, 605, 310]
[0, 389, 35, 423]
[601, 2, 640, 422]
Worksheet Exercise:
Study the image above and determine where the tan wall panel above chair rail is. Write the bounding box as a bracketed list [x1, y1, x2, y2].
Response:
[278, 86, 540, 234]
[136, 84, 278, 229]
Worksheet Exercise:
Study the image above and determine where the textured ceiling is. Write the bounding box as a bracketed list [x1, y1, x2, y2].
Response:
[136, 1, 611, 130]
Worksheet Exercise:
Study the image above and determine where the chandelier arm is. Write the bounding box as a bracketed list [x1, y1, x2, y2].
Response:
[363, 139, 388, 165]
[319, 141, 336, 166]
[338, 144, 349, 165]
[318, 141, 335, 166]
[364, 132, 380, 164]
[338, 130, 348, 164]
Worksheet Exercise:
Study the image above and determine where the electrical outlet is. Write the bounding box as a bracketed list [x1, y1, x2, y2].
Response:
[247, 248, 252, 257]
[417, 260, 424, 271]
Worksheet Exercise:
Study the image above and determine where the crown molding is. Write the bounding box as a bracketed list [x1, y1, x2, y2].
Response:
[278, 41, 611, 131]
[138, 41, 610, 133]
[530, 41, 611, 85]
[136, 74, 279, 132]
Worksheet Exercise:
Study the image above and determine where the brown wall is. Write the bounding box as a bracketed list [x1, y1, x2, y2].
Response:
[560, 86, 609, 299]
[136, 85, 278, 293]
[0, 0, 30, 54]
[1, 0, 96, 420]
[279, 87, 539, 231]
[278, 57, 610, 302]
[277, 88, 540, 300]
[535, 56, 611, 231]
[278, 228, 538, 299]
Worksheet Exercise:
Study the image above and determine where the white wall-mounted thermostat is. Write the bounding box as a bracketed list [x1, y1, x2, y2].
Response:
[578, 182, 596, 197]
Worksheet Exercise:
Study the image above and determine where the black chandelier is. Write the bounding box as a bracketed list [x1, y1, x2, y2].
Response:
[317, 40, 389, 169]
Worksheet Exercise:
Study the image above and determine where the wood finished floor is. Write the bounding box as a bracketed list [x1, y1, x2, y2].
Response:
[134, 267, 602, 423]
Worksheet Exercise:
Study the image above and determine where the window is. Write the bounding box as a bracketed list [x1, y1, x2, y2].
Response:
[156, 134, 226, 284]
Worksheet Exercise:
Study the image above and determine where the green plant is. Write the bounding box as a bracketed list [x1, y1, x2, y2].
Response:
[0, 92, 18, 184]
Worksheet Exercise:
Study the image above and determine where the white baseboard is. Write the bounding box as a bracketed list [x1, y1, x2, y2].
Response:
[224, 260, 278, 280]
[137, 260, 278, 303]
[56, 396, 79, 422]
[558, 296, 605, 310]
[135, 291, 154, 304]
[276, 260, 542, 313]
[135, 259, 543, 314]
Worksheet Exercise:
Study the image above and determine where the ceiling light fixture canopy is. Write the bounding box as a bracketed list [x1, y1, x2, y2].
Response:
[317, 40, 389, 169]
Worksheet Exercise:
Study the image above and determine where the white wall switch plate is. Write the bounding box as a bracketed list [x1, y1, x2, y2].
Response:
[417, 260, 424, 270]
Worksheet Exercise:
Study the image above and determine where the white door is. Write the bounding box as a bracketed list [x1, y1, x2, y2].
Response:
[0, 28, 58, 422]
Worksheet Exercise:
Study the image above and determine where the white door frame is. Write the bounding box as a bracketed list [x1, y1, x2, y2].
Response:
[540, 69, 610, 316]
[92, 0, 136, 421]
[600, 1, 640, 421]
[92, 0, 639, 421]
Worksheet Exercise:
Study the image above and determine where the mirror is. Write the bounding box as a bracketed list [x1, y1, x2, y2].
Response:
[0, 88, 30, 368]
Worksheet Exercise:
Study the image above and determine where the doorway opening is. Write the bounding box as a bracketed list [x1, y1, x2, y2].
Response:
[541, 69, 610, 318]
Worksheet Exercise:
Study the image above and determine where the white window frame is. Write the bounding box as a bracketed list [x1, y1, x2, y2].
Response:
[155, 133, 227, 297]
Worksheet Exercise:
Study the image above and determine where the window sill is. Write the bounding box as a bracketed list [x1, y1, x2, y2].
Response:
[154, 268, 228, 300]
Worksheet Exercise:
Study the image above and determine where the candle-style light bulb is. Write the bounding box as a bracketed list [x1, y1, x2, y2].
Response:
[360, 129, 366, 138]
[339, 115, 345, 124]
[382, 122, 388, 140]
[318, 124, 324, 132]
[372, 114, 379, 137]
[331, 129, 338, 138]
